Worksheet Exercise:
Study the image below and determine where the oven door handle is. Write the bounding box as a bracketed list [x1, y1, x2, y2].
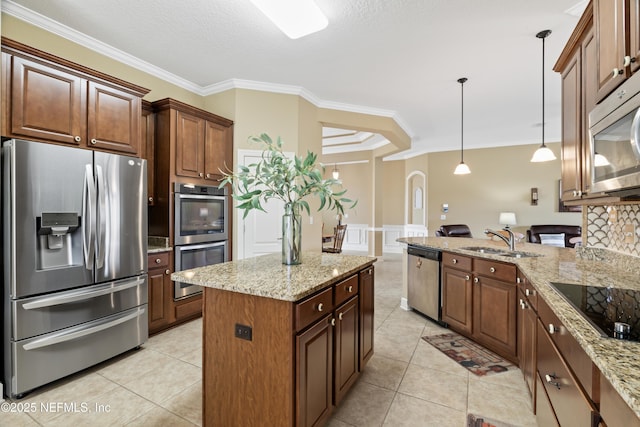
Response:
[176, 194, 226, 201]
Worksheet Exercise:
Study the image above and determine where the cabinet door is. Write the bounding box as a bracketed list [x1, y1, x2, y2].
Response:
[359, 266, 374, 368]
[334, 296, 359, 405]
[147, 252, 173, 334]
[175, 110, 204, 178]
[297, 316, 333, 427]
[203, 120, 231, 181]
[581, 26, 598, 198]
[473, 276, 517, 359]
[518, 289, 537, 399]
[141, 103, 155, 205]
[10, 55, 86, 145]
[87, 81, 140, 155]
[441, 267, 473, 335]
[560, 49, 582, 202]
[595, 0, 627, 101]
[630, 0, 640, 73]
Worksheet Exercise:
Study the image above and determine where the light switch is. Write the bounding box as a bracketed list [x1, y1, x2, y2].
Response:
[440, 214, 446, 220]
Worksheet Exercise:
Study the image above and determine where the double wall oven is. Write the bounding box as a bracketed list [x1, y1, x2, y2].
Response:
[174, 183, 229, 299]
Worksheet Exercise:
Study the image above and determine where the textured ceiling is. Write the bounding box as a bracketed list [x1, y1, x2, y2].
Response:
[3, 0, 587, 158]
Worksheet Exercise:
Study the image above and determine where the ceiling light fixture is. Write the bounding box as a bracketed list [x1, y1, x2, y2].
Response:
[249, 0, 328, 39]
[454, 77, 471, 175]
[531, 29, 557, 162]
[332, 163, 340, 179]
[594, 152, 610, 167]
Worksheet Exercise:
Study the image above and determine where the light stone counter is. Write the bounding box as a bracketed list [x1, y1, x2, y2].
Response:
[398, 236, 640, 420]
[171, 252, 377, 302]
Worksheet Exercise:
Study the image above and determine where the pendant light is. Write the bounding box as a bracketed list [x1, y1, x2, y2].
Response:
[454, 77, 471, 175]
[531, 29, 557, 162]
[332, 163, 340, 179]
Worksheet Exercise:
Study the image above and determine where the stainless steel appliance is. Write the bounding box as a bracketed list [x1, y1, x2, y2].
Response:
[550, 282, 640, 342]
[174, 183, 228, 245]
[407, 245, 443, 323]
[2, 139, 148, 399]
[589, 71, 640, 195]
[173, 183, 229, 299]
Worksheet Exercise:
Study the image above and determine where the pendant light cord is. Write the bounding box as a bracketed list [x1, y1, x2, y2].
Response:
[458, 77, 467, 162]
[536, 30, 551, 148]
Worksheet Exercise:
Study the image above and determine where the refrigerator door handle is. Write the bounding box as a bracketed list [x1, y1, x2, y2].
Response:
[95, 164, 107, 269]
[22, 307, 146, 351]
[82, 164, 96, 270]
[21, 277, 145, 310]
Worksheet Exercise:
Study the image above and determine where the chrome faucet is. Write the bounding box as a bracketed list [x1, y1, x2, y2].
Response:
[485, 228, 516, 251]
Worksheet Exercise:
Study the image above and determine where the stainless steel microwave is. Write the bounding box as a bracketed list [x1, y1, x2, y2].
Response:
[589, 72, 640, 195]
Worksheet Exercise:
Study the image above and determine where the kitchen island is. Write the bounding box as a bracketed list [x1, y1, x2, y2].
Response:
[172, 252, 376, 427]
[399, 236, 640, 425]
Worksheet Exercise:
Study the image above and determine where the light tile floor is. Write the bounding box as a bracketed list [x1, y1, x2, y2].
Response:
[2, 252, 537, 426]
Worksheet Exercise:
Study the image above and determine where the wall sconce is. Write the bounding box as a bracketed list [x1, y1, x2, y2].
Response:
[531, 187, 539, 205]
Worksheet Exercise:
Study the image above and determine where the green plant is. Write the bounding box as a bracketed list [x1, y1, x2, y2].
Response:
[219, 133, 357, 219]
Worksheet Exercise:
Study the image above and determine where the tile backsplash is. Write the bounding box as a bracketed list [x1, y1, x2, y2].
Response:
[586, 203, 640, 257]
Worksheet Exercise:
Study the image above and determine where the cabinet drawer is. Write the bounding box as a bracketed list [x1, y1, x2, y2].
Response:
[442, 252, 472, 270]
[537, 319, 597, 427]
[335, 275, 358, 306]
[148, 252, 170, 269]
[474, 258, 516, 282]
[538, 296, 592, 396]
[296, 287, 333, 332]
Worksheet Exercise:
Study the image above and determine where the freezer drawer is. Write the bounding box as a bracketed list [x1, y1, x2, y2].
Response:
[9, 305, 148, 398]
[12, 275, 148, 340]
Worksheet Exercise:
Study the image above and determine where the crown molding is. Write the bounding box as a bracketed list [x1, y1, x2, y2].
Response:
[2, 0, 415, 150]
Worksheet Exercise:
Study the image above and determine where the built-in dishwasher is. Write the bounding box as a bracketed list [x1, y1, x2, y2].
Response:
[407, 245, 443, 323]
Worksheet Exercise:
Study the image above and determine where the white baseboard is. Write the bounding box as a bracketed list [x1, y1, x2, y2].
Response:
[400, 297, 410, 311]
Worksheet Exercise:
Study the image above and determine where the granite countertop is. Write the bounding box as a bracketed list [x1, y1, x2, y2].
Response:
[171, 252, 377, 302]
[398, 236, 640, 419]
[148, 236, 171, 253]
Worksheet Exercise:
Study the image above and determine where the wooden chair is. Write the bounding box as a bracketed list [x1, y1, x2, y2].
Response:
[322, 224, 347, 253]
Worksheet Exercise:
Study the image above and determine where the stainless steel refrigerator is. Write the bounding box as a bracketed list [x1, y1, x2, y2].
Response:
[2, 139, 148, 399]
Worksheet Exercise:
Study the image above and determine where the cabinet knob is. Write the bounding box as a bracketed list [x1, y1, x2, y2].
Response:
[331, 318, 336, 326]
[525, 288, 535, 297]
[155, 258, 162, 264]
[452, 258, 458, 264]
[199, 172, 204, 177]
[545, 373, 561, 389]
[368, 268, 372, 275]
[473, 277, 479, 284]
[516, 277, 521, 284]
[206, 173, 211, 178]
[317, 303, 324, 312]
[90, 138, 97, 145]
[465, 275, 470, 281]
[612, 68, 624, 77]
[165, 269, 170, 275]
[339, 312, 344, 320]
[148, 197, 154, 203]
[624, 55, 637, 67]
[74, 136, 81, 142]
[489, 267, 496, 273]
[347, 285, 353, 293]
[520, 299, 527, 310]
[548, 323, 557, 334]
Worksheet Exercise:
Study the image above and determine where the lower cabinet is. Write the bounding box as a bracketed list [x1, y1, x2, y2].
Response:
[147, 252, 174, 334]
[441, 252, 517, 362]
[517, 285, 537, 401]
[334, 296, 360, 405]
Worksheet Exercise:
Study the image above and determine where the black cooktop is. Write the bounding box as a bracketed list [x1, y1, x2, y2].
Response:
[550, 282, 640, 342]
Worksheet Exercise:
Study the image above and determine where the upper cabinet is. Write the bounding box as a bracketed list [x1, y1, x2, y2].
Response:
[595, 0, 640, 102]
[153, 98, 233, 186]
[1, 38, 149, 156]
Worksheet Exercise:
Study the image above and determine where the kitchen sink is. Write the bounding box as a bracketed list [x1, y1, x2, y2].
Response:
[460, 246, 542, 258]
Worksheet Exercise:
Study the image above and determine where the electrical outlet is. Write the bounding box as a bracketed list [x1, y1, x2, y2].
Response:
[623, 224, 635, 244]
[235, 323, 252, 341]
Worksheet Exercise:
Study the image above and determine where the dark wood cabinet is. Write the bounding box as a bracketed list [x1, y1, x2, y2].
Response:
[297, 315, 333, 427]
[600, 372, 640, 427]
[518, 282, 537, 402]
[594, 0, 629, 101]
[359, 266, 375, 367]
[441, 252, 517, 362]
[147, 251, 174, 335]
[333, 296, 359, 405]
[2, 39, 147, 156]
[141, 100, 156, 206]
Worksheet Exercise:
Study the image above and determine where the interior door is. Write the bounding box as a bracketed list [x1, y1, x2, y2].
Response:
[237, 150, 293, 259]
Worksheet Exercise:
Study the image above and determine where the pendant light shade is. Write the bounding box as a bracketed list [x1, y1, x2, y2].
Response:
[332, 163, 340, 179]
[454, 77, 471, 175]
[531, 29, 557, 162]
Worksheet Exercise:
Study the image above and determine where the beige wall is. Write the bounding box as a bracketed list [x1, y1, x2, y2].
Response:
[382, 160, 406, 225]
[427, 142, 581, 238]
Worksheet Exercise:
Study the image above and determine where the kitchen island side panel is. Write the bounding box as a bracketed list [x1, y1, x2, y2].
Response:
[203, 287, 294, 427]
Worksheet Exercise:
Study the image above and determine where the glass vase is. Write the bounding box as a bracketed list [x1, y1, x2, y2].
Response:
[282, 204, 302, 265]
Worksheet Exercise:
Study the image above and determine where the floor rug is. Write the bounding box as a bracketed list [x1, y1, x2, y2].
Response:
[422, 332, 517, 376]
[467, 413, 516, 427]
